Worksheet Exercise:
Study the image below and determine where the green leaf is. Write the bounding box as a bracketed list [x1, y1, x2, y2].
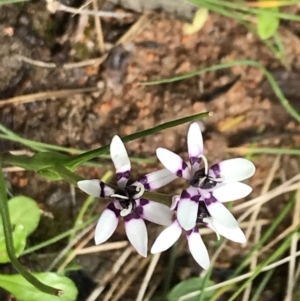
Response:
[0, 224, 27, 263]
[8, 196, 41, 235]
[37, 168, 63, 181]
[0, 272, 78, 301]
[168, 277, 215, 301]
[0, 196, 41, 262]
[257, 7, 280, 40]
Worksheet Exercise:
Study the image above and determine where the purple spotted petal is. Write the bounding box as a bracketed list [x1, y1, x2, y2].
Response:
[136, 199, 173, 226]
[186, 227, 210, 269]
[124, 213, 148, 257]
[78, 179, 114, 198]
[210, 158, 255, 182]
[211, 182, 253, 202]
[156, 148, 191, 179]
[110, 135, 131, 188]
[187, 122, 203, 172]
[136, 168, 177, 191]
[151, 220, 182, 253]
[206, 218, 246, 243]
[94, 202, 120, 245]
[203, 194, 239, 229]
[177, 187, 200, 231]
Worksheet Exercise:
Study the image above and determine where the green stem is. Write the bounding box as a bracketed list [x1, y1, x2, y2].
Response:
[0, 133, 155, 164]
[66, 111, 211, 167]
[227, 221, 300, 301]
[0, 164, 62, 296]
[52, 165, 83, 186]
[142, 60, 300, 123]
[22, 217, 97, 255]
[232, 197, 294, 277]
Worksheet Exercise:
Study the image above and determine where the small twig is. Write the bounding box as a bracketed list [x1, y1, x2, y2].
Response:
[57, 228, 95, 272]
[143, 275, 163, 301]
[178, 250, 300, 301]
[0, 86, 97, 107]
[92, 0, 105, 54]
[284, 188, 300, 301]
[2, 166, 25, 172]
[258, 223, 298, 256]
[46, 0, 132, 18]
[76, 241, 128, 254]
[233, 174, 300, 212]
[86, 247, 132, 301]
[110, 257, 150, 301]
[136, 253, 161, 301]
[17, 13, 152, 70]
[243, 155, 280, 243]
[242, 224, 261, 301]
[46, 222, 96, 271]
[103, 255, 142, 301]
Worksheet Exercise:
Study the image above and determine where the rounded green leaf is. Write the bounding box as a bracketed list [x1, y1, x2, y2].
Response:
[0, 224, 27, 263]
[168, 277, 215, 301]
[8, 196, 41, 235]
[257, 7, 279, 40]
[0, 272, 78, 301]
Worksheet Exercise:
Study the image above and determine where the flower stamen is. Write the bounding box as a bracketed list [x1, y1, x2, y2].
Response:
[120, 202, 133, 217]
[111, 193, 129, 199]
[203, 217, 220, 240]
[132, 182, 145, 199]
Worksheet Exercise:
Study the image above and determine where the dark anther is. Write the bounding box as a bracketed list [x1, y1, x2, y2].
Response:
[190, 168, 218, 190]
[114, 186, 137, 210]
[196, 202, 210, 224]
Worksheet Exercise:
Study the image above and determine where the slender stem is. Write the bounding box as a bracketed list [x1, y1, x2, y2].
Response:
[22, 217, 97, 255]
[142, 60, 300, 123]
[0, 163, 62, 296]
[232, 196, 294, 277]
[67, 111, 211, 167]
[52, 165, 83, 186]
[0, 132, 155, 164]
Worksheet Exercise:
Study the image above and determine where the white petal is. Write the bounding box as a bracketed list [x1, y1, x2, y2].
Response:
[210, 158, 255, 182]
[138, 200, 173, 226]
[78, 179, 114, 197]
[156, 148, 191, 179]
[151, 220, 182, 253]
[125, 217, 148, 257]
[204, 196, 239, 229]
[212, 182, 253, 202]
[208, 219, 246, 243]
[177, 197, 198, 231]
[110, 135, 131, 187]
[186, 228, 210, 270]
[136, 168, 177, 191]
[187, 122, 203, 160]
[94, 203, 120, 244]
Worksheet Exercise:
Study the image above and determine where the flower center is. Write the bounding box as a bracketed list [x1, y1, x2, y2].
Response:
[196, 202, 210, 224]
[190, 168, 218, 189]
[189, 154, 222, 189]
[111, 183, 145, 216]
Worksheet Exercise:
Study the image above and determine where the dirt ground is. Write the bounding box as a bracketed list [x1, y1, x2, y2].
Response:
[1, 1, 300, 301]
